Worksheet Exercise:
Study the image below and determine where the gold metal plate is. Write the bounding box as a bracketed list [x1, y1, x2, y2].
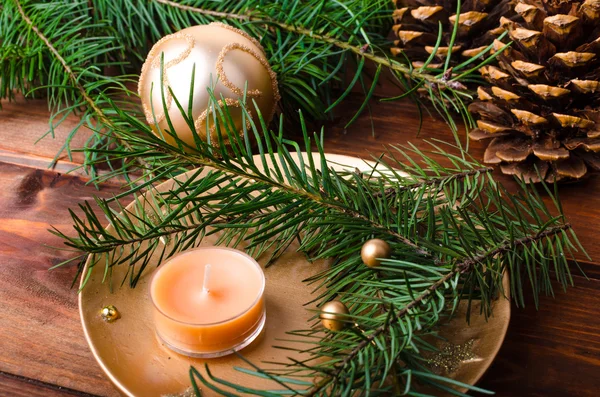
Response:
[79, 153, 510, 396]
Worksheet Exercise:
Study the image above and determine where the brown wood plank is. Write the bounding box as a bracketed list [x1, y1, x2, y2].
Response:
[0, 162, 120, 396]
[0, 371, 99, 397]
[0, 96, 89, 166]
[0, 148, 86, 175]
[478, 274, 600, 396]
[0, 95, 599, 396]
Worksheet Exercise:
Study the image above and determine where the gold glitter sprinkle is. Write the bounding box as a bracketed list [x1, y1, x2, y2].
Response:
[162, 387, 196, 397]
[200, 23, 280, 136]
[194, 98, 254, 147]
[210, 22, 266, 56]
[146, 211, 160, 225]
[428, 339, 475, 374]
[210, 22, 281, 121]
[214, 39, 281, 126]
[146, 210, 170, 246]
[216, 43, 265, 98]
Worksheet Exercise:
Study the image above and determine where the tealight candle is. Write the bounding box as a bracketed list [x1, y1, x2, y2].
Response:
[150, 247, 266, 358]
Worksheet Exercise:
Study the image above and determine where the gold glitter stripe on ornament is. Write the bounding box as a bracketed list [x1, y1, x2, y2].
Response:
[265, 76, 281, 128]
[194, 98, 255, 148]
[215, 42, 281, 125]
[138, 33, 195, 125]
[210, 22, 266, 56]
[216, 43, 269, 98]
[209, 22, 281, 125]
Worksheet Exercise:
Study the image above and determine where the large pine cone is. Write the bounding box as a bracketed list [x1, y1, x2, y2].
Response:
[469, 0, 600, 182]
[392, 0, 515, 67]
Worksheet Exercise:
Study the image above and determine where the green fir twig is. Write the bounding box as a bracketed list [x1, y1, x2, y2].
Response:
[1, 0, 510, 180]
[49, 82, 585, 395]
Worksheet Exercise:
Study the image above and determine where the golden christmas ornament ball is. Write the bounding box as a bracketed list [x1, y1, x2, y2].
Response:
[361, 238, 391, 268]
[320, 300, 350, 331]
[138, 22, 280, 147]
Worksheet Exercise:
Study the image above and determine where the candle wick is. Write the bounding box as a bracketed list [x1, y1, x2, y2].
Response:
[202, 263, 211, 293]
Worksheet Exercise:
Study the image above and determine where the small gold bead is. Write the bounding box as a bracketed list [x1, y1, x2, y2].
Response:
[100, 305, 121, 323]
[320, 301, 350, 331]
[361, 239, 391, 268]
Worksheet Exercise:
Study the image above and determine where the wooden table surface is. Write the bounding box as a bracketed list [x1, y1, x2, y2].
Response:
[1, 94, 599, 397]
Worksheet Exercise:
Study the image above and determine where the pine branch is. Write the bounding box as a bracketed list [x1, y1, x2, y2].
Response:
[305, 222, 572, 396]
[373, 165, 494, 198]
[3, 2, 585, 394]
[154, 0, 465, 91]
[61, 127, 497, 263]
[2, 0, 511, 186]
[50, 86, 584, 393]
[306, 270, 459, 396]
[455, 223, 573, 273]
[161, 150, 436, 258]
[12, 0, 149, 172]
[13, 0, 81, 105]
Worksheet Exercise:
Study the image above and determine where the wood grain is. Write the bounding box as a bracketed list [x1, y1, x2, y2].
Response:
[0, 96, 88, 166]
[0, 163, 121, 396]
[0, 372, 99, 397]
[0, 95, 599, 396]
[478, 275, 600, 397]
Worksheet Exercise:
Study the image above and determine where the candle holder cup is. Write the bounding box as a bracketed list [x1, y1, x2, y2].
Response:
[150, 247, 266, 358]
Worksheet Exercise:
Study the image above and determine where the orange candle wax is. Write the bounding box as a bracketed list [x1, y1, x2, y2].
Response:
[150, 247, 265, 358]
